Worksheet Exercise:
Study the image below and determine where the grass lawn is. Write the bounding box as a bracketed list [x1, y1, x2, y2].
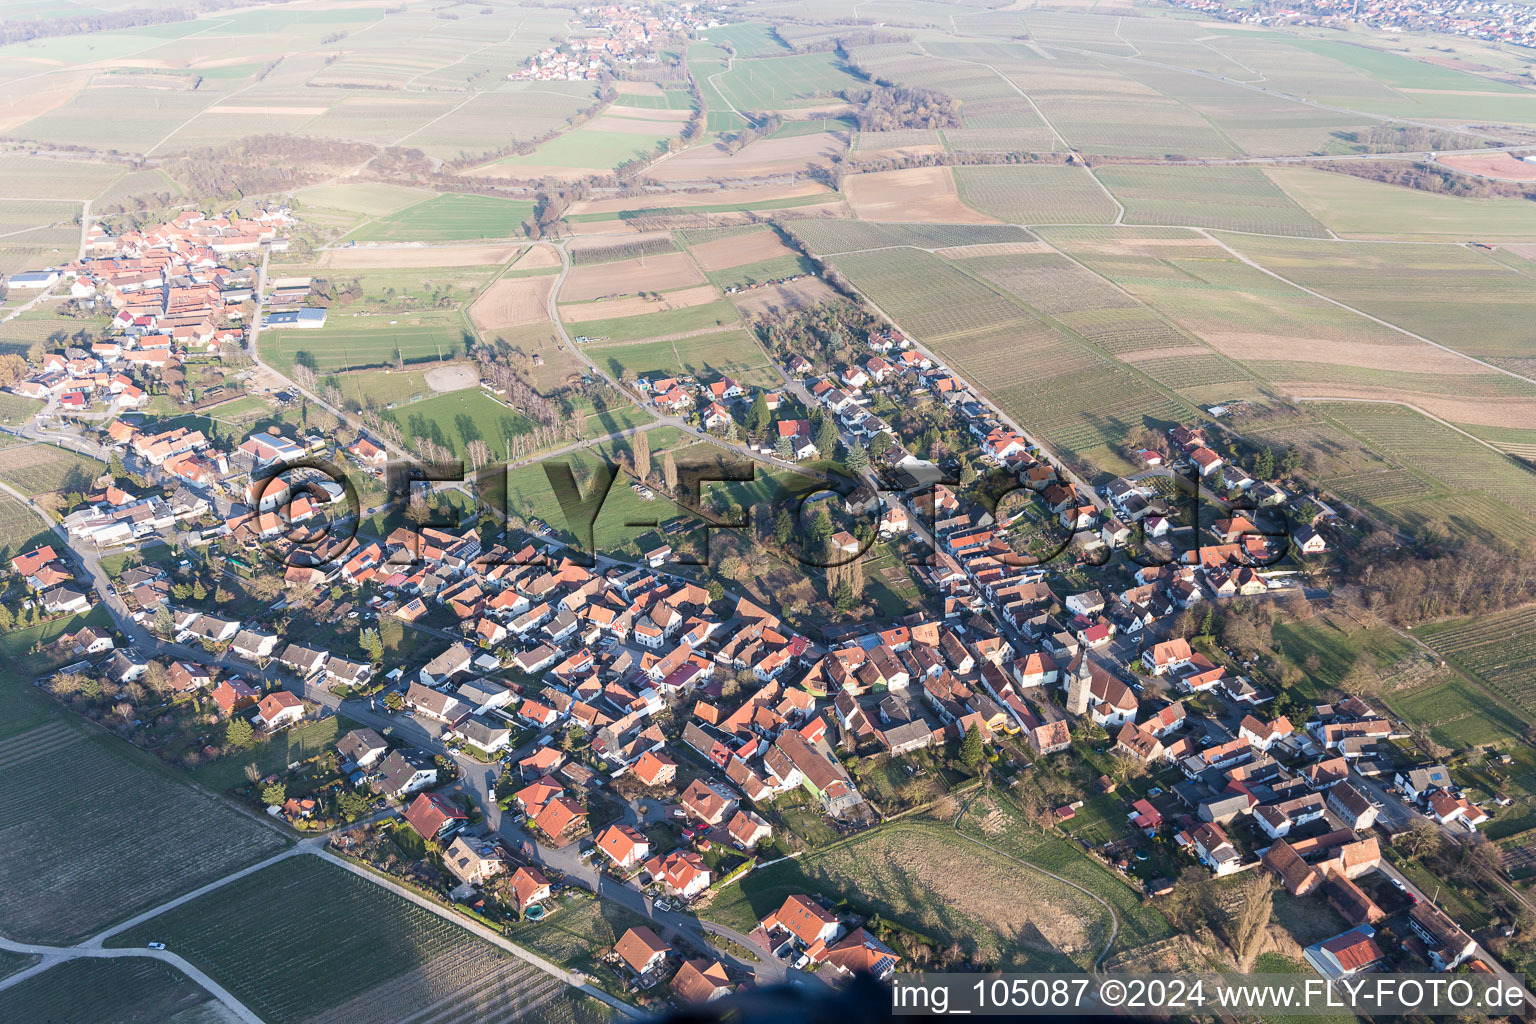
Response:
[345, 193, 535, 243]
[567, 301, 740, 344]
[706, 818, 1106, 970]
[191, 714, 361, 793]
[504, 892, 650, 974]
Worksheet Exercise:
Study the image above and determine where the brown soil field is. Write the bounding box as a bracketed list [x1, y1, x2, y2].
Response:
[1289, 390, 1536, 430]
[567, 181, 834, 217]
[1202, 332, 1475, 370]
[843, 166, 999, 223]
[424, 363, 478, 392]
[728, 276, 840, 316]
[0, 74, 90, 132]
[689, 230, 795, 271]
[469, 276, 556, 331]
[314, 244, 523, 268]
[559, 284, 720, 322]
[614, 81, 663, 96]
[644, 134, 846, 183]
[560, 250, 706, 301]
[1438, 152, 1536, 181]
[511, 245, 562, 270]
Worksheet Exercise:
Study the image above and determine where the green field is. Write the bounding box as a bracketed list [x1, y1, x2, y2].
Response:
[1389, 677, 1527, 750]
[493, 125, 675, 171]
[295, 181, 437, 217]
[111, 856, 579, 1024]
[587, 328, 772, 385]
[0, 718, 289, 944]
[695, 22, 792, 58]
[258, 311, 472, 376]
[0, 491, 49, 558]
[191, 715, 358, 794]
[564, 300, 740, 343]
[345, 193, 535, 243]
[704, 253, 815, 291]
[1267, 167, 1536, 239]
[708, 811, 1164, 970]
[1217, 234, 1533, 361]
[712, 51, 863, 112]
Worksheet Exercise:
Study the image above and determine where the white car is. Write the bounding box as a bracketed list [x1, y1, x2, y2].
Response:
[147, 942, 166, 950]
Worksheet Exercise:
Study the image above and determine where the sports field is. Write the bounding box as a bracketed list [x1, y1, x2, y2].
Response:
[258, 311, 472, 376]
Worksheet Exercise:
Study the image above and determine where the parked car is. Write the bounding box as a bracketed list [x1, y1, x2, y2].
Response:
[147, 942, 166, 950]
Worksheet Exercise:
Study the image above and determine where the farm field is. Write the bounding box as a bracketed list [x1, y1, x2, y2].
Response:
[1417, 607, 1536, 723]
[1216, 234, 1533, 362]
[587, 328, 776, 386]
[952, 165, 1118, 225]
[0, 442, 105, 496]
[0, 719, 289, 944]
[711, 51, 862, 111]
[0, 491, 49, 557]
[1265, 167, 1536, 239]
[560, 251, 707, 302]
[0, 155, 123, 199]
[110, 856, 576, 1024]
[345, 194, 535, 243]
[1095, 165, 1329, 237]
[0, 391, 42, 426]
[564, 300, 740, 344]
[842, 166, 998, 224]
[470, 276, 558, 333]
[0, 958, 221, 1024]
[695, 22, 791, 57]
[295, 182, 437, 218]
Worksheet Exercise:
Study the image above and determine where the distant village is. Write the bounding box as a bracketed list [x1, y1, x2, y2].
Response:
[509, 2, 725, 80]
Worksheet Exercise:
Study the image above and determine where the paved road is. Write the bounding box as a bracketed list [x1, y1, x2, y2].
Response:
[0, 936, 264, 1023]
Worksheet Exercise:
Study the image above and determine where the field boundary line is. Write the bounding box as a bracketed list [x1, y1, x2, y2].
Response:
[0, 939, 265, 1023]
[1199, 229, 1536, 391]
[913, 44, 1069, 154]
